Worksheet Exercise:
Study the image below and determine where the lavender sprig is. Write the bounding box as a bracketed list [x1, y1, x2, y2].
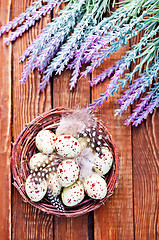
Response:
[88, 58, 128, 110]
[90, 59, 123, 86]
[69, 34, 100, 89]
[39, 13, 96, 90]
[82, 41, 122, 79]
[80, 16, 150, 80]
[125, 83, 159, 126]
[0, 0, 44, 37]
[20, 0, 84, 83]
[4, 0, 62, 45]
[40, 0, 111, 90]
[69, 33, 116, 89]
[19, 0, 75, 63]
[88, 23, 159, 110]
[115, 60, 159, 118]
[35, 0, 86, 72]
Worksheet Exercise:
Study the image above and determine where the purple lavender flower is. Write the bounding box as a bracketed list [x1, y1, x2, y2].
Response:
[116, 60, 159, 117]
[116, 74, 153, 116]
[0, 0, 44, 37]
[125, 85, 159, 126]
[4, 0, 62, 45]
[69, 34, 100, 89]
[88, 60, 127, 110]
[90, 59, 123, 86]
[39, 14, 96, 91]
[20, 0, 86, 83]
[81, 41, 122, 79]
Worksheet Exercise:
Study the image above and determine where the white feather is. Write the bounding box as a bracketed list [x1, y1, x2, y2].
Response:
[56, 109, 96, 137]
[74, 148, 96, 181]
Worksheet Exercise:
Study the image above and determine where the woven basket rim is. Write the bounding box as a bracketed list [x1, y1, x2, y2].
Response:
[11, 107, 119, 217]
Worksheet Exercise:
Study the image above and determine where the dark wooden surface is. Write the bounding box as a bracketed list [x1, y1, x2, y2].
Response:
[0, 1, 159, 239]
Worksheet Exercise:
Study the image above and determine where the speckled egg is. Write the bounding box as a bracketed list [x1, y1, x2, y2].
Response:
[25, 175, 47, 202]
[35, 130, 57, 154]
[57, 159, 79, 187]
[62, 180, 85, 207]
[47, 172, 62, 196]
[93, 147, 113, 175]
[55, 135, 81, 158]
[29, 153, 49, 170]
[83, 174, 107, 199]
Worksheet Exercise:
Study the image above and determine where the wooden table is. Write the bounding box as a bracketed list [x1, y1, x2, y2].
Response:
[0, 1, 159, 239]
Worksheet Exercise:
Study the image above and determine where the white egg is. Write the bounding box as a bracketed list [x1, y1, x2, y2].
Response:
[29, 152, 49, 170]
[93, 147, 113, 175]
[62, 181, 85, 207]
[55, 135, 81, 158]
[35, 130, 57, 154]
[83, 174, 107, 199]
[47, 172, 62, 196]
[25, 175, 47, 202]
[57, 159, 79, 187]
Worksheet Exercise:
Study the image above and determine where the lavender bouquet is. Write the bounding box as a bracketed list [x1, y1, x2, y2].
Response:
[0, 0, 158, 126]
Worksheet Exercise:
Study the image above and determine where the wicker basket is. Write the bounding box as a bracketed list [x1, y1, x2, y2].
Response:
[11, 107, 119, 217]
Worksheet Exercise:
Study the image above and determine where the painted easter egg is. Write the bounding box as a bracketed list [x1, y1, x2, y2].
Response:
[55, 135, 81, 158]
[35, 130, 57, 154]
[57, 159, 79, 187]
[83, 174, 107, 199]
[62, 180, 85, 207]
[25, 175, 47, 202]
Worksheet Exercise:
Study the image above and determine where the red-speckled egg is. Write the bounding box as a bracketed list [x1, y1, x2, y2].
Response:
[25, 175, 47, 202]
[83, 174, 107, 199]
[93, 147, 113, 175]
[35, 130, 57, 154]
[57, 159, 79, 187]
[29, 152, 49, 170]
[62, 180, 85, 207]
[47, 172, 62, 196]
[55, 135, 81, 158]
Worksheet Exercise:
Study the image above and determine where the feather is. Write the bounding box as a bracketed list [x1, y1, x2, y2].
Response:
[56, 109, 96, 137]
[74, 148, 96, 181]
[29, 153, 63, 184]
[47, 188, 65, 212]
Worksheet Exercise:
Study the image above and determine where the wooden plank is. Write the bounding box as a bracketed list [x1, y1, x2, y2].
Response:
[130, 29, 159, 239]
[11, 1, 54, 239]
[0, 1, 12, 239]
[53, 69, 93, 240]
[51, 3, 93, 239]
[133, 106, 159, 239]
[92, 48, 134, 239]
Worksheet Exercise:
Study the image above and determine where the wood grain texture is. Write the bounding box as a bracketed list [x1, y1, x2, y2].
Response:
[0, 0, 157, 239]
[11, 1, 53, 239]
[133, 108, 159, 240]
[0, 1, 12, 239]
[130, 30, 159, 240]
[53, 69, 92, 240]
[92, 47, 134, 240]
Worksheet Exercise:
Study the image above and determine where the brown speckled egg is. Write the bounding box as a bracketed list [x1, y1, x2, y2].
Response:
[35, 130, 57, 154]
[29, 153, 49, 170]
[25, 175, 47, 202]
[62, 180, 85, 207]
[55, 135, 81, 158]
[93, 147, 113, 175]
[83, 174, 107, 199]
[57, 159, 79, 187]
[47, 172, 62, 196]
